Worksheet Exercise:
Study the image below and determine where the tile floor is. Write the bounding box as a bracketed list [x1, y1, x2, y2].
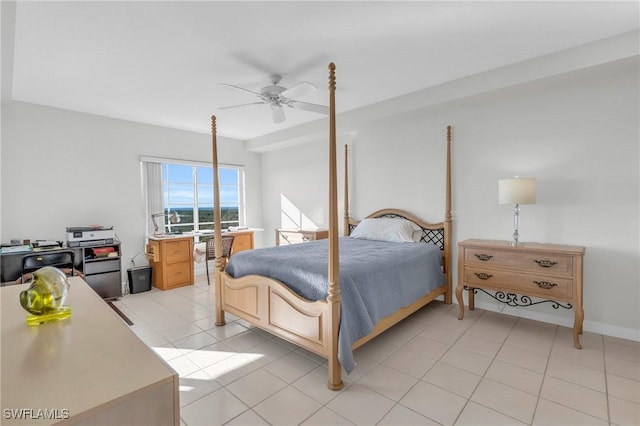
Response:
[112, 275, 640, 426]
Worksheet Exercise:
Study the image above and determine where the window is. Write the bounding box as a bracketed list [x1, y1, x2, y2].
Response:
[153, 161, 243, 234]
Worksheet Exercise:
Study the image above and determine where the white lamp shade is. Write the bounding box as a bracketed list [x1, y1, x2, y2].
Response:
[499, 178, 536, 204]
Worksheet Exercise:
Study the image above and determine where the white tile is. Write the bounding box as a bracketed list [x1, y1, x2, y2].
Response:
[151, 341, 184, 362]
[422, 362, 482, 398]
[293, 365, 352, 405]
[179, 370, 221, 407]
[456, 401, 526, 426]
[353, 338, 399, 363]
[609, 394, 640, 426]
[402, 335, 451, 360]
[327, 383, 395, 425]
[226, 368, 287, 407]
[454, 333, 502, 358]
[382, 348, 437, 378]
[206, 321, 250, 340]
[540, 376, 608, 421]
[606, 340, 640, 363]
[181, 388, 247, 426]
[471, 378, 538, 424]
[265, 351, 321, 383]
[532, 399, 608, 426]
[166, 354, 201, 377]
[399, 380, 466, 425]
[301, 407, 354, 426]
[440, 346, 493, 376]
[254, 386, 322, 425]
[419, 324, 465, 345]
[224, 329, 271, 352]
[607, 373, 640, 404]
[606, 355, 640, 381]
[378, 404, 439, 425]
[244, 338, 292, 367]
[496, 343, 549, 374]
[185, 341, 236, 369]
[485, 359, 544, 396]
[224, 409, 270, 426]
[204, 353, 262, 386]
[173, 331, 219, 353]
[357, 363, 418, 401]
[161, 322, 204, 342]
[546, 356, 606, 392]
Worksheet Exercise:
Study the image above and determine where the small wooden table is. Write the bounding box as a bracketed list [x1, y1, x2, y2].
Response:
[456, 239, 585, 349]
[0, 278, 179, 425]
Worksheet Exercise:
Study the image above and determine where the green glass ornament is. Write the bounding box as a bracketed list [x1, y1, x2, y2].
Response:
[19, 266, 72, 325]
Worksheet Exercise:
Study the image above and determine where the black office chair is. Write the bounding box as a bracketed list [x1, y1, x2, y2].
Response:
[205, 235, 235, 286]
[21, 250, 76, 283]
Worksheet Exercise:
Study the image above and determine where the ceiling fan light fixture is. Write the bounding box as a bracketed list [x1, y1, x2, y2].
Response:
[220, 73, 329, 123]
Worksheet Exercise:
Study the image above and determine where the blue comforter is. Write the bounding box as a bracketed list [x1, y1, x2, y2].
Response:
[225, 237, 444, 373]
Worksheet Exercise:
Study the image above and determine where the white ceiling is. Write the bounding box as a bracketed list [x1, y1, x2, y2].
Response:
[5, 1, 639, 141]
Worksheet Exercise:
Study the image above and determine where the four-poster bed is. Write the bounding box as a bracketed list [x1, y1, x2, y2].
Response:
[210, 63, 453, 390]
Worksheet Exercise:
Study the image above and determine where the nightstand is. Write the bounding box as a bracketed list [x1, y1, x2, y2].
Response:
[276, 229, 329, 246]
[456, 239, 586, 349]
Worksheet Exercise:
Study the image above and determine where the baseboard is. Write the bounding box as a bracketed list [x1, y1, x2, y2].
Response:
[471, 300, 640, 343]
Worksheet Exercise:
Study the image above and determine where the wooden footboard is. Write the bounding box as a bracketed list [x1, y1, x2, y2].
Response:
[220, 272, 332, 358]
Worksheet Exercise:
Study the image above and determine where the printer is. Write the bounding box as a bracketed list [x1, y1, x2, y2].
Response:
[66, 226, 115, 247]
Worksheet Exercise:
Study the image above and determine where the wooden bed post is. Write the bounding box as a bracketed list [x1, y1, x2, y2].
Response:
[343, 144, 350, 236]
[212, 115, 226, 325]
[444, 125, 453, 304]
[327, 63, 343, 390]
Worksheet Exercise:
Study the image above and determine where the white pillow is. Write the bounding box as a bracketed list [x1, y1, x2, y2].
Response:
[350, 218, 420, 243]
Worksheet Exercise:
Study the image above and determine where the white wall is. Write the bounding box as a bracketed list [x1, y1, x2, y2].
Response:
[1, 102, 263, 280]
[260, 57, 639, 340]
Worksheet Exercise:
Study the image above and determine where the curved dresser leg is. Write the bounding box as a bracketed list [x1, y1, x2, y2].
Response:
[573, 309, 584, 349]
[456, 285, 465, 320]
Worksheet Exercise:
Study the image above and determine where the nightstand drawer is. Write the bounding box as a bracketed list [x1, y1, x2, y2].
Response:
[465, 247, 573, 276]
[463, 267, 573, 300]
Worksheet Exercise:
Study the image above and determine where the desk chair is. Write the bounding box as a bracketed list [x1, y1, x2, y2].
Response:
[205, 235, 235, 286]
[21, 250, 76, 283]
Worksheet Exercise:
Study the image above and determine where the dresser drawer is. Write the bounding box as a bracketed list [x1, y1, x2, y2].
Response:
[166, 261, 192, 287]
[84, 258, 121, 275]
[463, 267, 573, 300]
[164, 239, 191, 263]
[465, 247, 573, 277]
[232, 234, 252, 253]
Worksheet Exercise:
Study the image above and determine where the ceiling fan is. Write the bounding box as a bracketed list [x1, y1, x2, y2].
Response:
[219, 74, 329, 123]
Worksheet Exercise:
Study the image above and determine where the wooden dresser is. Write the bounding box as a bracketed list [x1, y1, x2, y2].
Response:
[276, 229, 329, 246]
[456, 239, 585, 348]
[146, 236, 194, 290]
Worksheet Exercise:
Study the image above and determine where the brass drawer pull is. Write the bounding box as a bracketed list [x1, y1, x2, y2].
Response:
[474, 254, 493, 261]
[474, 272, 493, 280]
[534, 281, 557, 289]
[534, 259, 558, 268]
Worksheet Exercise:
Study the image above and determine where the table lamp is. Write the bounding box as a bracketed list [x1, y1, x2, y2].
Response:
[499, 177, 536, 246]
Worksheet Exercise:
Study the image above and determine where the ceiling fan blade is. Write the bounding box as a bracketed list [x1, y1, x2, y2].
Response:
[221, 83, 263, 97]
[289, 100, 329, 115]
[272, 105, 285, 123]
[281, 81, 317, 99]
[219, 101, 266, 110]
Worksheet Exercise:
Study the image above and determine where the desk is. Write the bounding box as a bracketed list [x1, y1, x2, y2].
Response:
[0, 277, 179, 425]
[1, 244, 122, 299]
